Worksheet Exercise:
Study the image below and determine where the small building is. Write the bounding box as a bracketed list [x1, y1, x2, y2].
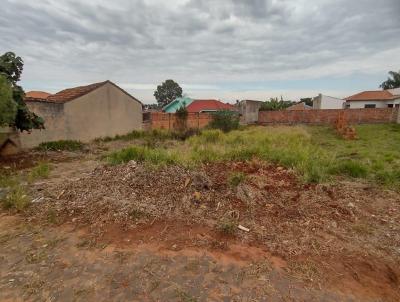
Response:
[286, 102, 312, 110]
[20, 80, 143, 148]
[238, 100, 263, 124]
[345, 90, 400, 109]
[312, 94, 345, 109]
[162, 97, 193, 113]
[186, 99, 235, 113]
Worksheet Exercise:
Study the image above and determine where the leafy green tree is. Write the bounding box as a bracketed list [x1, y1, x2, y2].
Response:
[260, 97, 296, 111]
[380, 70, 400, 89]
[0, 75, 17, 126]
[154, 79, 183, 107]
[300, 97, 313, 106]
[0, 52, 44, 131]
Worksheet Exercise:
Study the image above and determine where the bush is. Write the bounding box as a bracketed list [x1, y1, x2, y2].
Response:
[37, 140, 84, 151]
[209, 111, 239, 132]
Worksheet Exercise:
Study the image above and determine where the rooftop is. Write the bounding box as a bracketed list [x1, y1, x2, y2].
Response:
[345, 90, 396, 101]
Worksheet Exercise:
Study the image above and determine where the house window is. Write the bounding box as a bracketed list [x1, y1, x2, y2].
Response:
[345, 104, 350, 109]
[388, 104, 394, 108]
[364, 104, 376, 108]
[396, 104, 400, 108]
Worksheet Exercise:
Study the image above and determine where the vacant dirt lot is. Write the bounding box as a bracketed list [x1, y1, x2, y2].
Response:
[1, 128, 400, 301]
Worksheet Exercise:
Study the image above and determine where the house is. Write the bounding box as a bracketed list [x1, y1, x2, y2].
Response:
[345, 89, 400, 109]
[162, 97, 193, 113]
[186, 99, 235, 113]
[312, 94, 345, 109]
[238, 100, 262, 124]
[287, 102, 312, 110]
[20, 80, 143, 148]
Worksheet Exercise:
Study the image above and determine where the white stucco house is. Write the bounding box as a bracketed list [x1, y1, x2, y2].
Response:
[344, 89, 400, 109]
[312, 94, 345, 109]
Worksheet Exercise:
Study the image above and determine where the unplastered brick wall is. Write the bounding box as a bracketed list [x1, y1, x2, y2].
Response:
[149, 112, 214, 130]
[258, 108, 399, 125]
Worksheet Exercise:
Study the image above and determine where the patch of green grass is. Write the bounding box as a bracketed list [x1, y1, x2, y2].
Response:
[28, 162, 50, 182]
[104, 124, 400, 187]
[106, 145, 178, 166]
[1, 184, 29, 211]
[228, 171, 246, 187]
[333, 160, 368, 178]
[37, 140, 84, 151]
[310, 124, 400, 187]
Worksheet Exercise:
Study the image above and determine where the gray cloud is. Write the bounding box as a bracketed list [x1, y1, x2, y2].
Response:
[0, 0, 399, 102]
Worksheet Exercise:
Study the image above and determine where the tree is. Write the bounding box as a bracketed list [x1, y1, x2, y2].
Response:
[380, 70, 400, 90]
[0, 52, 44, 131]
[260, 97, 296, 111]
[0, 75, 17, 126]
[153, 79, 183, 107]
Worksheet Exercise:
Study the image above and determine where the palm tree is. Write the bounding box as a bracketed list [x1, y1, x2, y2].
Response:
[380, 70, 400, 90]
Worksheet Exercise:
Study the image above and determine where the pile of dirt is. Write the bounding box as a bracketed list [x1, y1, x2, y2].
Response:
[27, 160, 400, 260]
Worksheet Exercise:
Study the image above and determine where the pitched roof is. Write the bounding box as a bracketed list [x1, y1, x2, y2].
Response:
[46, 81, 108, 103]
[25, 81, 142, 105]
[345, 90, 396, 101]
[163, 97, 194, 113]
[25, 91, 52, 99]
[186, 99, 235, 113]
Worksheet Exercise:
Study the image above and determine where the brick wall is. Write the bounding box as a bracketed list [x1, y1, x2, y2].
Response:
[258, 108, 399, 125]
[147, 112, 214, 130]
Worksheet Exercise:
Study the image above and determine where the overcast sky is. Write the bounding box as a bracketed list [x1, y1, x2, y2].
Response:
[1, 0, 400, 103]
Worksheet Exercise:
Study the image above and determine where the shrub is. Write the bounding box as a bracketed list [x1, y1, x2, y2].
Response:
[209, 111, 239, 132]
[227, 172, 246, 187]
[37, 140, 84, 151]
[175, 106, 188, 132]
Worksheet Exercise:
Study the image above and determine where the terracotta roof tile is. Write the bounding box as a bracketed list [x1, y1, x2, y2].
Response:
[25, 91, 52, 99]
[186, 99, 235, 113]
[46, 81, 108, 103]
[345, 90, 395, 101]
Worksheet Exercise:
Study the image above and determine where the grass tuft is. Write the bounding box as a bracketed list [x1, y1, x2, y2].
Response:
[37, 140, 84, 151]
[1, 184, 29, 211]
[28, 162, 51, 182]
[228, 171, 246, 187]
[217, 219, 237, 235]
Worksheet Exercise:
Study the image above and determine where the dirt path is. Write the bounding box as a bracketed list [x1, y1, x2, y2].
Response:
[0, 215, 377, 302]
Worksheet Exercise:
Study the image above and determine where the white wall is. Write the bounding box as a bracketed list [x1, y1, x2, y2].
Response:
[346, 98, 400, 109]
[313, 94, 344, 109]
